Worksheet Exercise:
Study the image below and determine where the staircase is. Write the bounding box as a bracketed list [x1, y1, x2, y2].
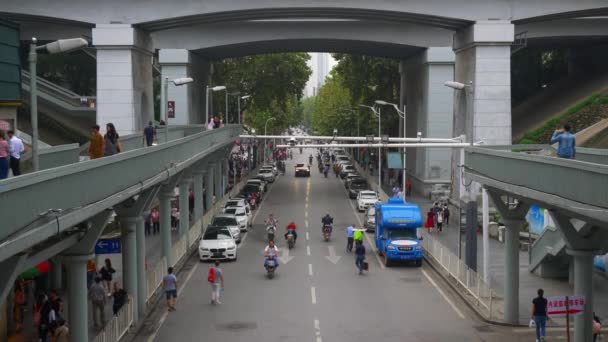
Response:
[529, 225, 569, 278]
[20, 70, 96, 143]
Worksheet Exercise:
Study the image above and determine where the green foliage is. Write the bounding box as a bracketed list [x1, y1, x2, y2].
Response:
[213, 53, 311, 132]
[518, 93, 608, 144]
[310, 75, 353, 135]
[299, 96, 318, 129]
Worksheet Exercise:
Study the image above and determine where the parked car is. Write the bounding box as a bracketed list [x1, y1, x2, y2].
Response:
[348, 177, 369, 198]
[247, 178, 267, 192]
[364, 206, 376, 231]
[343, 173, 361, 187]
[335, 155, 350, 164]
[339, 164, 356, 178]
[224, 206, 249, 231]
[211, 215, 241, 243]
[223, 199, 252, 224]
[357, 190, 380, 212]
[198, 226, 237, 261]
[258, 169, 275, 183]
[295, 163, 311, 177]
[262, 164, 278, 176]
[240, 184, 263, 202]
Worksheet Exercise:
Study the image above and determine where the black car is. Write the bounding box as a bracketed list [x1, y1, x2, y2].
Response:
[240, 184, 263, 202]
[339, 165, 356, 179]
[348, 178, 369, 198]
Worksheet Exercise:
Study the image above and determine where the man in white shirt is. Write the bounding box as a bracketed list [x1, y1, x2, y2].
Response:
[7, 130, 24, 176]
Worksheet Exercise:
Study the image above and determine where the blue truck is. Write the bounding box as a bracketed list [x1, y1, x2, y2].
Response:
[374, 198, 424, 267]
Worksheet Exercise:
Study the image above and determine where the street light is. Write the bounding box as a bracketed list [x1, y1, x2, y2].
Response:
[161, 77, 194, 142]
[263, 117, 276, 162]
[360, 104, 382, 190]
[375, 100, 407, 202]
[239, 95, 251, 125]
[205, 85, 226, 129]
[29, 37, 88, 171]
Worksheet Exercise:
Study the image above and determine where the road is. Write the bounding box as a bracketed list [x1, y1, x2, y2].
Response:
[132, 149, 546, 342]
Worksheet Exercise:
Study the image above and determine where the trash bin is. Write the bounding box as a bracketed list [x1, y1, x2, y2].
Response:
[498, 226, 506, 243]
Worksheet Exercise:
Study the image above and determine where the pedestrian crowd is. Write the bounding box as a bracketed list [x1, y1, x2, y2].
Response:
[0, 130, 25, 180]
[87, 258, 130, 331]
[207, 116, 224, 130]
[424, 202, 449, 233]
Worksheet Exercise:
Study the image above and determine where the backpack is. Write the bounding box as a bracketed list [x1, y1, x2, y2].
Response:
[207, 267, 215, 283]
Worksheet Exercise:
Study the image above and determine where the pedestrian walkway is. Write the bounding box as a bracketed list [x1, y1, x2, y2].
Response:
[354, 158, 608, 325]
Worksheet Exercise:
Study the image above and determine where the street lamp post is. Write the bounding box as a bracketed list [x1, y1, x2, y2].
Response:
[360, 104, 382, 191]
[29, 37, 88, 171]
[205, 85, 226, 129]
[375, 100, 407, 202]
[263, 117, 276, 162]
[161, 77, 194, 142]
[239, 95, 251, 125]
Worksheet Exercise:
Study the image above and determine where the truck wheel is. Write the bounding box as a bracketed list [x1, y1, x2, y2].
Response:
[415, 259, 422, 267]
[384, 255, 392, 267]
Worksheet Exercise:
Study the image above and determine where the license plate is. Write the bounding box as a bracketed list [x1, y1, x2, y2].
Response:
[213, 253, 223, 258]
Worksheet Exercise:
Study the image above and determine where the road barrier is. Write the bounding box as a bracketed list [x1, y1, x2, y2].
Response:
[92, 297, 134, 342]
[145, 257, 167, 303]
[421, 233, 498, 320]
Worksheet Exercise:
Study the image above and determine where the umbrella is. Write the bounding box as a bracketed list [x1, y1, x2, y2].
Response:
[17, 261, 51, 280]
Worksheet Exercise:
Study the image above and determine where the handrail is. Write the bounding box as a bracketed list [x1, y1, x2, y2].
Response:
[21, 70, 96, 109]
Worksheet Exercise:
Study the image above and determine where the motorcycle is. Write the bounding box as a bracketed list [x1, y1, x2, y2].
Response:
[286, 231, 296, 249]
[266, 225, 276, 242]
[265, 257, 277, 279]
[323, 224, 332, 242]
[289, 151, 293, 160]
[299, 147, 303, 154]
[309, 156, 313, 165]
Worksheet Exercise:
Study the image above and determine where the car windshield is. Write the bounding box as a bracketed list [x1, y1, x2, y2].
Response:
[203, 229, 232, 240]
[225, 208, 237, 215]
[388, 229, 418, 240]
[212, 217, 238, 226]
[225, 201, 240, 207]
[350, 181, 368, 189]
[296, 164, 305, 167]
[360, 193, 377, 199]
[242, 185, 258, 192]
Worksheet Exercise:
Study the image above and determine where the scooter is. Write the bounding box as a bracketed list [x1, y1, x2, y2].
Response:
[286, 232, 296, 249]
[323, 224, 332, 242]
[265, 257, 277, 279]
[266, 225, 276, 242]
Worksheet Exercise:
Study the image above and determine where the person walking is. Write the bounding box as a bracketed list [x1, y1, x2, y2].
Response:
[144, 211, 152, 236]
[89, 125, 104, 159]
[346, 224, 355, 252]
[0, 131, 10, 179]
[99, 259, 116, 295]
[162, 267, 178, 311]
[531, 288, 548, 342]
[355, 240, 366, 275]
[424, 208, 435, 233]
[550, 124, 576, 159]
[593, 312, 602, 342]
[207, 117, 215, 130]
[111, 283, 128, 315]
[151, 208, 160, 234]
[405, 178, 412, 196]
[443, 205, 450, 225]
[7, 130, 24, 176]
[88, 277, 106, 330]
[436, 209, 444, 232]
[103, 123, 122, 156]
[208, 261, 224, 305]
[353, 227, 364, 246]
[391, 185, 399, 198]
[143, 121, 156, 147]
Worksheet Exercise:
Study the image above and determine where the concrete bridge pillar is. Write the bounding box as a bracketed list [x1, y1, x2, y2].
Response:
[403, 47, 455, 196]
[135, 216, 147, 320]
[215, 161, 223, 200]
[179, 175, 193, 246]
[92, 24, 154, 135]
[193, 168, 205, 222]
[502, 217, 526, 324]
[206, 163, 216, 211]
[119, 217, 138, 320]
[159, 186, 175, 266]
[569, 249, 595, 342]
[159, 50, 210, 125]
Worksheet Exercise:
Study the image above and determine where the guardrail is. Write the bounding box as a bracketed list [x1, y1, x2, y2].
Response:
[92, 297, 134, 342]
[145, 257, 167, 303]
[421, 233, 498, 320]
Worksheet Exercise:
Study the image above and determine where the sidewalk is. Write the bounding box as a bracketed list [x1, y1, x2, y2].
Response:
[356, 159, 608, 325]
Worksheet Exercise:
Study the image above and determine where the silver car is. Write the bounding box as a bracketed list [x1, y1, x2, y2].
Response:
[211, 215, 242, 243]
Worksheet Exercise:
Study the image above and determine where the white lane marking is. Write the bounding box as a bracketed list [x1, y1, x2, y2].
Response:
[306, 203, 308, 209]
[343, 186, 385, 269]
[314, 319, 320, 330]
[421, 269, 465, 319]
[306, 232, 309, 240]
[307, 245, 311, 256]
[314, 319, 322, 342]
[305, 220, 309, 228]
[311, 286, 317, 304]
[305, 211, 308, 217]
[147, 260, 200, 342]
[309, 263, 313, 276]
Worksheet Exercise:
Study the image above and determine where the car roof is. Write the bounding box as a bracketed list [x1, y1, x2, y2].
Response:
[247, 179, 262, 182]
[214, 214, 238, 218]
[360, 190, 377, 196]
[225, 206, 245, 212]
[205, 225, 230, 232]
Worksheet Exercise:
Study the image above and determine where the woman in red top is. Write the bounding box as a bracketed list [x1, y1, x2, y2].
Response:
[285, 221, 298, 241]
[424, 209, 435, 233]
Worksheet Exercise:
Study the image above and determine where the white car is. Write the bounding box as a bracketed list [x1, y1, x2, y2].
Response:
[224, 198, 251, 212]
[224, 206, 249, 231]
[357, 190, 380, 212]
[199, 227, 237, 261]
[211, 215, 241, 243]
[258, 170, 275, 183]
[262, 164, 279, 176]
[246, 179, 266, 192]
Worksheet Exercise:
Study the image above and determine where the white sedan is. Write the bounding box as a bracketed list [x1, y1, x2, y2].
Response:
[199, 227, 237, 261]
[357, 190, 380, 212]
[224, 206, 249, 231]
[258, 170, 275, 183]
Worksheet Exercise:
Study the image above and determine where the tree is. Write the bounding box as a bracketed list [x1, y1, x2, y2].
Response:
[212, 53, 311, 133]
[311, 75, 352, 135]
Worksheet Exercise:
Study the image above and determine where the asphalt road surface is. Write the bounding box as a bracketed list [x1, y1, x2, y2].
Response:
[132, 149, 552, 342]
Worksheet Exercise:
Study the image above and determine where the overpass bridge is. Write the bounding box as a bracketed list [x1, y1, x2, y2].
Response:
[0, 125, 241, 341]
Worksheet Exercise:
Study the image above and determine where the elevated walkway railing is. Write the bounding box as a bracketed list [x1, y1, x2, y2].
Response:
[21, 70, 96, 110]
[529, 224, 566, 272]
[93, 297, 134, 342]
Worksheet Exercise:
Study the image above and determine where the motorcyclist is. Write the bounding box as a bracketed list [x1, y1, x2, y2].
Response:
[289, 150, 293, 159]
[264, 240, 279, 269]
[284, 221, 298, 242]
[321, 212, 334, 233]
[265, 214, 278, 228]
[309, 154, 313, 165]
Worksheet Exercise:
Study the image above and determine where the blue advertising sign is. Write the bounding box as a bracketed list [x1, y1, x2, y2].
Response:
[387, 152, 403, 169]
[95, 239, 122, 254]
[526, 205, 545, 235]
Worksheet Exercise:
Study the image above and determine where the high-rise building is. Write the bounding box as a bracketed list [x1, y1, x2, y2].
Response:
[304, 53, 334, 98]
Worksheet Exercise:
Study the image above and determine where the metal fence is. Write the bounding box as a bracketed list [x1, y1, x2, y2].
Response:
[92, 297, 134, 342]
[145, 257, 167, 303]
[421, 233, 497, 320]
